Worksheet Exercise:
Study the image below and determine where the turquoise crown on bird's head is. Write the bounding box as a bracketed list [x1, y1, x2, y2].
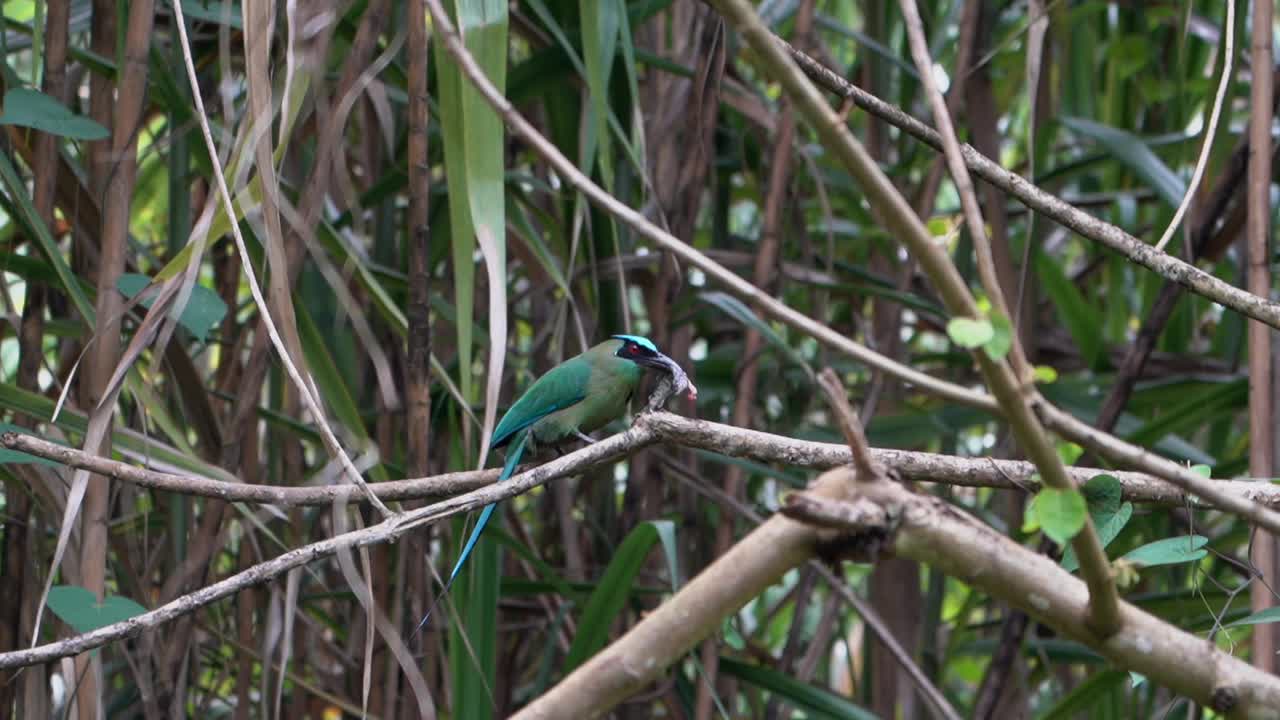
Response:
[610, 334, 658, 353]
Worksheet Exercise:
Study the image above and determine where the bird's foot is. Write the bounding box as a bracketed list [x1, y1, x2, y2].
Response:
[573, 430, 598, 444]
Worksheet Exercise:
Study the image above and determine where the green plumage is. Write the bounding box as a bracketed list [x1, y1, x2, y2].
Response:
[417, 336, 666, 633]
[491, 338, 643, 451]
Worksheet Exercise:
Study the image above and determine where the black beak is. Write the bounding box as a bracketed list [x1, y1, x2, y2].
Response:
[637, 350, 682, 375]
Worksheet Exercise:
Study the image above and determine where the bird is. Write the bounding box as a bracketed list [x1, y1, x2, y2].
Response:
[415, 334, 695, 633]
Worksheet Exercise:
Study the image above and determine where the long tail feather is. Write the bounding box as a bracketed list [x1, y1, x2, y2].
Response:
[414, 430, 529, 635]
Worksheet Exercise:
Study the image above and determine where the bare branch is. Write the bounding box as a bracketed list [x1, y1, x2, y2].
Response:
[815, 368, 881, 483]
[12, 417, 1280, 510]
[0, 421, 656, 671]
[710, 0, 1121, 638]
[772, 33, 1280, 331]
[521, 470, 1280, 717]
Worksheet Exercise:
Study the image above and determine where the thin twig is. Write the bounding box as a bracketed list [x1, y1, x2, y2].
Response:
[815, 368, 881, 483]
[897, 0, 1030, 378]
[1153, 0, 1236, 252]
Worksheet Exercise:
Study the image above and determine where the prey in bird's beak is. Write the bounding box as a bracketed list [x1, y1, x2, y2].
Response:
[636, 350, 698, 400]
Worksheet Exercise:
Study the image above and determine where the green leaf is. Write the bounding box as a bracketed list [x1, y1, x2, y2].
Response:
[0, 88, 109, 139]
[946, 316, 995, 349]
[1062, 475, 1133, 572]
[700, 291, 813, 379]
[1034, 365, 1059, 383]
[1031, 487, 1088, 546]
[295, 303, 388, 482]
[1038, 669, 1128, 720]
[564, 520, 678, 672]
[1121, 535, 1208, 567]
[718, 657, 878, 719]
[1228, 606, 1280, 628]
[47, 585, 147, 634]
[116, 274, 228, 342]
[984, 311, 1013, 360]
[0, 151, 96, 323]
[1035, 250, 1102, 369]
[1061, 116, 1186, 208]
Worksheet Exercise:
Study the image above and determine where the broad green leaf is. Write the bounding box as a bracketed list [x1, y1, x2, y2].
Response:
[437, 4, 508, 714]
[116, 274, 227, 342]
[564, 520, 678, 672]
[1228, 606, 1280, 628]
[0, 88, 108, 139]
[1061, 116, 1186, 208]
[1038, 669, 1128, 720]
[579, 0, 620, 183]
[0, 379, 236, 483]
[435, 0, 508, 418]
[1062, 475, 1133, 572]
[295, 303, 388, 482]
[1122, 535, 1209, 567]
[449, 513, 500, 720]
[946, 317, 994, 349]
[47, 585, 147, 634]
[1126, 381, 1245, 450]
[1035, 250, 1102, 369]
[985, 311, 1013, 360]
[164, 0, 242, 27]
[1031, 487, 1088, 546]
[0, 151, 96, 323]
[718, 657, 878, 720]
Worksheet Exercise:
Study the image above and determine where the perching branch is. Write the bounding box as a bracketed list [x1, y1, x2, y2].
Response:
[425, 0, 1280, 571]
[11, 407, 1280, 719]
[12, 417, 1280, 510]
[0, 420, 656, 670]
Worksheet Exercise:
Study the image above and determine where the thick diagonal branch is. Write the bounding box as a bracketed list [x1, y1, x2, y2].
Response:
[709, 0, 1120, 637]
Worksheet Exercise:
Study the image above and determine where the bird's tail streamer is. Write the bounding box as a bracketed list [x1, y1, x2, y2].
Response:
[414, 430, 529, 635]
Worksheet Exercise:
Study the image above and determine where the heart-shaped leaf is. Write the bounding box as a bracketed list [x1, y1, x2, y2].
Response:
[947, 317, 995, 349]
[116, 274, 228, 341]
[1062, 475, 1134, 572]
[1031, 487, 1087, 546]
[984, 311, 1013, 360]
[1121, 535, 1208, 568]
[47, 585, 147, 634]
